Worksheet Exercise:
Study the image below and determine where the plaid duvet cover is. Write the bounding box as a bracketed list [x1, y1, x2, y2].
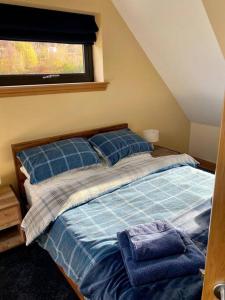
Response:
[22, 154, 200, 245]
[35, 159, 214, 300]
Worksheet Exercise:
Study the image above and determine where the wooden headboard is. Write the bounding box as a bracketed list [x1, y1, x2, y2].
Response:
[11, 123, 128, 215]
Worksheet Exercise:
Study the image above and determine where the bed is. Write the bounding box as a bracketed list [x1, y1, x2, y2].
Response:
[12, 124, 214, 300]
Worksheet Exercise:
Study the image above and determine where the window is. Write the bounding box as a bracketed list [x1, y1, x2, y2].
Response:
[0, 4, 98, 88]
[0, 40, 94, 86]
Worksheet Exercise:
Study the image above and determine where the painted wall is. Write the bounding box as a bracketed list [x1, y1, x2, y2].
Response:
[112, 0, 225, 127]
[112, 0, 225, 163]
[203, 0, 225, 58]
[189, 0, 225, 163]
[189, 122, 220, 163]
[0, 0, 190, 186]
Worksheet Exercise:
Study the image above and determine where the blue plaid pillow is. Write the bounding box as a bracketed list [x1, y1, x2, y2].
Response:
[17, 138, 100, 184]
[89, 129, 153, 166]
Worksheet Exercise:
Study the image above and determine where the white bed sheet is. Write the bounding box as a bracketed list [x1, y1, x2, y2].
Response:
[23, 153, 153, 206]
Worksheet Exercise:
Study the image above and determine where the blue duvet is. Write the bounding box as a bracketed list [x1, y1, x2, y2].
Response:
[38, 165, 214, 299]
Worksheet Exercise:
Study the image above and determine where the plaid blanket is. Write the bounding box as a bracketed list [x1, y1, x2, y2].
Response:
[22, 154, 199, 245]
[38, 164, 214, 300]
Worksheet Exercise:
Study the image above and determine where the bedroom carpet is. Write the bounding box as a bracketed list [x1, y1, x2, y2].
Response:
[0, 243, 79, 300]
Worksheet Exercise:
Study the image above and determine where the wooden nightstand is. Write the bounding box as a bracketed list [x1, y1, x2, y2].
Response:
[0, 185, 24, 252]
[152, 145, 180, 157]
[152, 145, 216, 173]
[194, 157, 216, 173]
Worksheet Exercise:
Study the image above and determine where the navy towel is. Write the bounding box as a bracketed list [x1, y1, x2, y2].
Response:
[125, 221, 186, 261]
[117, 230, 205, 287]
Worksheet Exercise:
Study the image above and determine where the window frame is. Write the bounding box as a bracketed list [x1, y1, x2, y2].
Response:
[0, 44, 94, 86]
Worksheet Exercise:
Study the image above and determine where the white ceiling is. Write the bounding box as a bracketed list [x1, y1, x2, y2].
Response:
[112, 0, 225, 126]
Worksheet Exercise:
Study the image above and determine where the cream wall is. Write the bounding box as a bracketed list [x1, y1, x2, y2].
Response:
[203, 0, 225, 58]
[112, 0, 225, 164]
[188, 0, 225, 163]
[112, 0, 225, 127]
[189, 122, 220, 163]
[0, 0, 190, 186]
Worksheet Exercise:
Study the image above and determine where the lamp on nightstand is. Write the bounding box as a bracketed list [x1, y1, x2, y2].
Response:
[143, 129, 159, 143]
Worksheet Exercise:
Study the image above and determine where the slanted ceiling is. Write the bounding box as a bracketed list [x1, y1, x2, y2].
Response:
[112, 0, 225, 126]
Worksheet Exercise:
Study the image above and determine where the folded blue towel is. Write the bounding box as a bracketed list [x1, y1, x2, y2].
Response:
[125, 221, 186, 261]
[117, 230, 205, 286]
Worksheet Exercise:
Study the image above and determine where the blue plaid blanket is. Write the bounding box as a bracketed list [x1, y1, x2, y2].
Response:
[38, 165, 214, 300]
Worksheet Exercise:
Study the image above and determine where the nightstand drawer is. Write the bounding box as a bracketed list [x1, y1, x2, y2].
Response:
[0, 205, 20, 230]
[0, 226, 24, 253]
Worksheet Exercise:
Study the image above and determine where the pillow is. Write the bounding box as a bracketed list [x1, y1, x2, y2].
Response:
[89, 129, 153, 166]
[20, 161, 102, 183]
[17, 138, 100, 184]
[20, 166, 30, 179]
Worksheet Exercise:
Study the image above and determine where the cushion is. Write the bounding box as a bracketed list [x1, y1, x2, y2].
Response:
[89, 129, 153, 166]
[17, 138, 100, 184]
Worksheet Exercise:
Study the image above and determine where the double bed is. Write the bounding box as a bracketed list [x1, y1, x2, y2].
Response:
[12, 124, 214, 300]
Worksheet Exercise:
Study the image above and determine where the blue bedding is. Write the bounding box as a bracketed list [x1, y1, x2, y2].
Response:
[38, 165, 214, 299]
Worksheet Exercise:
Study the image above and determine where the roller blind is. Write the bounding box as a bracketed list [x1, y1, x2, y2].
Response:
[0, 3, 99, 44]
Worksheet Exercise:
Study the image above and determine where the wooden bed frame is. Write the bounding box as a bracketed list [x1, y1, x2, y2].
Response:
[11, 123, 128, 300]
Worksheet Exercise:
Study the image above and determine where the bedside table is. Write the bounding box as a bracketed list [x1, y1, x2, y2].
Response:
[0, 185, 24, 252]
[152, 145, 180, 157]
[194, 157, 216, 173]
[152, 146, 216, 173]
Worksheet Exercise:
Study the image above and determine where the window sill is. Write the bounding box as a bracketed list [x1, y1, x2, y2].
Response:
[0, 82, 109, 98]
